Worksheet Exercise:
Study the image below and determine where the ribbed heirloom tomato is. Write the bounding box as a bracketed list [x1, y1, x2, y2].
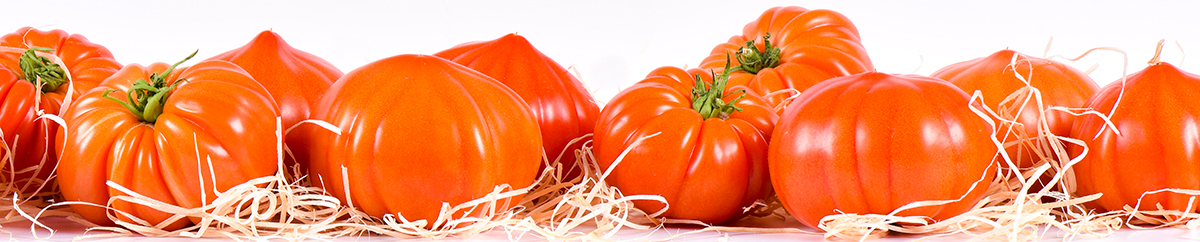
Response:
[700, 6, 873, 109]
[1069, 55, 1200, 213]
[0, 27, 121, 192]
[769, 72, 997, 229]
[933, 50, 1099, 168]
[207, 30, 341, 172]
[56, 54, 280, 230]
[302, 54, 542, 226]
[0, 27, 122, 95]
[435, 34, 600, 179]
[594, 66, 777, 224]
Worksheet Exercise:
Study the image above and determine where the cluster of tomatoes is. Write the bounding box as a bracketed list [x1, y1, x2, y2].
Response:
[1, 5, 1198, 234]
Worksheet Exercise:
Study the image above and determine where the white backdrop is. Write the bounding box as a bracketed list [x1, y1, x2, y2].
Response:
[1, 0, 1197, 105]
[2, 1, 1200, 241]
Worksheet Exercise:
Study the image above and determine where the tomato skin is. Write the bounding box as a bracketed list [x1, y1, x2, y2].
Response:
[0, 27, 121, 192]
[932, 50, 1099, 168]
[594, 66, 776, 224]
[700, 6, 873, 108]
[302, 54, 542, 225]
[769, 72, 997, 229]
[1070, 63, 1200, 212]
[207, 31, 340, 171]
[435, 34, 600, 179]
[208, 30, 340, 127]
[55, 60, 280, 230]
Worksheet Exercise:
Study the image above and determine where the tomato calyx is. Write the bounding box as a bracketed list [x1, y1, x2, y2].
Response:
[692, 56, 747, 120]
[735, 33, 782, 75]
[17, 46, 68, 93]
[103, 50, 197, 124]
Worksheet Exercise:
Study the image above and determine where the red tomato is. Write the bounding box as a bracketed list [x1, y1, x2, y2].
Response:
[769, 72, 997, 229]
[594, 66, 777, 224]
[302, 54, 541, 226]
[1069, 61, 1200, 212]
[55, 56, 280, 230]
[435, 34, 600, 179]
[700, 6, 874, 109]
[207, 30, 341, 171]
[933, 50, 1099, 168]
[0, 27, 122, 95]
[0, 27, 121, 193]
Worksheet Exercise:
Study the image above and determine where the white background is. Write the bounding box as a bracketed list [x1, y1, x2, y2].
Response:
[2, 0, 1198, 103]
[2, 0, 1199, 241]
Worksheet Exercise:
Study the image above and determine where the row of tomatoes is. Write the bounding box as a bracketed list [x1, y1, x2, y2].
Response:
[595, 7, 1200, 230]
[0, 5, 1196, 232]
[0, 25, 584, 230]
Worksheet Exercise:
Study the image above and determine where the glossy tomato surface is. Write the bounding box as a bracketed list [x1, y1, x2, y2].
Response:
[56, 60, 279, 230]
[594, 66, 777, 224]
[1070, 62, 1200, 212]
[303, 54, 542, 226]
[207, 30, 341, 172]
[208, 30, 340, 133]
[769, 72, 997, 229]
[700, 6, 873, 109]
[435, 34, 599, 179]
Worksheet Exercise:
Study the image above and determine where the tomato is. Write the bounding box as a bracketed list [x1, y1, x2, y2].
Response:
[206, 30, 341, 172]
[593, 66, 777, 224]
[435, 34, 600, 179]
[699, 6, 873, 109]
[932, 50, 1099, 169]
[0, 27, 121, 193]
[1069, 61, 1200, 213]
[301, 54, 541, 226]
[769, 72, 997, 229]
[1, 27, 122, 95]
[55, 54, 280, 230]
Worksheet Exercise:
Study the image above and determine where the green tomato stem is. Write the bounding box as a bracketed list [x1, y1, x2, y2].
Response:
[735, 32, 782, 75]
[17, 46, 68, 93]
[691, 55, 747, 120]
[103, 50, 197, 124]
